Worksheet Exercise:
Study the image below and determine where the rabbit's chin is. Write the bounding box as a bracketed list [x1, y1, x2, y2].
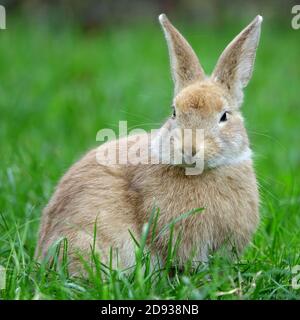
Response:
[206, 147, 253, 169]
[156, 147, 252, 171]
[165, 148, 252, 174]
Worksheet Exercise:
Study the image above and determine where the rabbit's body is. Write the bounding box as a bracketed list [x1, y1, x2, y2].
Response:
[37, 133, 258, 272]
[36, 14, 262, 274]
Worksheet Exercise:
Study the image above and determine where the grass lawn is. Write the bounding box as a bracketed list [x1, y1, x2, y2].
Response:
[0, 16, 300, 300]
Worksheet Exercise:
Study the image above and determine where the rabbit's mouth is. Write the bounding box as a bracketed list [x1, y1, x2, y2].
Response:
[175, 143, 252, 171]
[171, 152, 206, 173]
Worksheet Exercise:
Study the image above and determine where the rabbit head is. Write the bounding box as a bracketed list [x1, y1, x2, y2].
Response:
[155, 14, 262, 171]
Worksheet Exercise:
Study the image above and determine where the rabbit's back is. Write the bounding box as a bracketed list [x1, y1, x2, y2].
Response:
[36, 138, 144, 273]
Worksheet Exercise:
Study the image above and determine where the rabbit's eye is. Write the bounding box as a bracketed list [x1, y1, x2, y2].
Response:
[172, 106, 176, 119]
[220, 112, 228, 122]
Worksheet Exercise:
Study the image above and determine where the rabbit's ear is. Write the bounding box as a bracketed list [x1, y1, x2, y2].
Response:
[212, 15, 263, 105]
[159, 14, 205, 95]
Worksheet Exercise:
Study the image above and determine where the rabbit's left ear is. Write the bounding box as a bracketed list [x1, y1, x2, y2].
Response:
[212, 15, 263, 105]
[159, 14, 205, 96]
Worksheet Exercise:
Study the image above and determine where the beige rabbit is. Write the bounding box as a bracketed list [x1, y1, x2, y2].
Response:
[36, 14, 262, 274]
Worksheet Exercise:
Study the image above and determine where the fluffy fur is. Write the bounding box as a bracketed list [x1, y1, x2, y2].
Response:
[36, 14, 262, 275]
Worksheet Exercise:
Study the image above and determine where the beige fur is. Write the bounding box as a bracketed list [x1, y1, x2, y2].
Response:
[36, 14, 262, 275]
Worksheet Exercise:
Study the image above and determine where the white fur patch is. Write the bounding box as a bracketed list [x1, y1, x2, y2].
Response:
[207, 147, 252, 168]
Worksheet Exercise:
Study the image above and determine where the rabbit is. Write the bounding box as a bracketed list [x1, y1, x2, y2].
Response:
[36, 14, 262, 275]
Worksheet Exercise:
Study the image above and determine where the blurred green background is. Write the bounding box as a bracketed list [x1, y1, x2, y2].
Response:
[0, 0, 300, 299]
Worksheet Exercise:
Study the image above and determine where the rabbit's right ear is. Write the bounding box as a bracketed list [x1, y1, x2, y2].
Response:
[159, 14, 205, 96]
[212, 16, 263, 105]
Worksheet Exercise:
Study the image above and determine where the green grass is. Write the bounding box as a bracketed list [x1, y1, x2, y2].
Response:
[0, 15, 300, 300]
